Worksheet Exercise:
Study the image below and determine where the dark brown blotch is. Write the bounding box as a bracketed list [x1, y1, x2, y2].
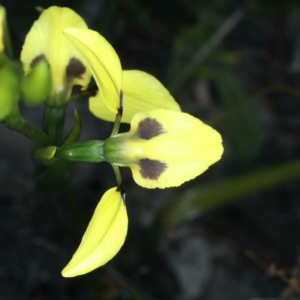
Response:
[66, 57, 86, 78]
[139, 159, 167, 180]
[137, 118, 164, 140]
[30, 54, 46, 68]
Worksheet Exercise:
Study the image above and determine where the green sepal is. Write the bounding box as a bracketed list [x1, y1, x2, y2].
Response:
[61, 109, 81, 146]
[43, 106, 65, 145]
[0, 61, 22, 120]
[56, 140, 105, 163]
[31, 146, 57, 166]
[0, 5, 13, 57]
[37, 110, 82, 191]
[21, 59, 51, 106]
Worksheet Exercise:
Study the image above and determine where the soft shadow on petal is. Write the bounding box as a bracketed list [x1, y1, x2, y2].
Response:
[116, 110, 224, 189]
[89, 70, 181, 123]
[64, 28, 122, 114]
[61, 187, 128, 277]
[21, 6, 91, 99]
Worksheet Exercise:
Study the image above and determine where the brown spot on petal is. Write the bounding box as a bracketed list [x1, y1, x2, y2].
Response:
[137, 118, 164, 140]
[30, 54, 46, 68]
[66, 57, 86, 78]
[139, 159, 166, 180]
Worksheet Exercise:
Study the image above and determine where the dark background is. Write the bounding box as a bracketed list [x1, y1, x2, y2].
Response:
[1, 0, 300, 299]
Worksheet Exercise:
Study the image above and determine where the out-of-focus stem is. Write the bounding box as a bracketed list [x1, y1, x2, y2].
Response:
[3, 105, 53, 146]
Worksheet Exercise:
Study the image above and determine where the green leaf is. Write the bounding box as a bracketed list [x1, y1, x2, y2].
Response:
[43, 106, 65, 145]
[61, 109, 81, 146]
[161, 158, 300, 227]
[210, 68, 261, 163]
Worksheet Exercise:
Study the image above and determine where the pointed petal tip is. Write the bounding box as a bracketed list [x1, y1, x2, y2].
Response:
[61, 187, 128, 277]
[61, 267, 75, 278]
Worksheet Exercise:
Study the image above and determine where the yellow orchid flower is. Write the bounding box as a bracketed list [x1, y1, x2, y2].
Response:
[21, 6, 91, 106]
[59, 27, 223, 278]
[60, 108, 223, 277]
[64, 28, 181, 122]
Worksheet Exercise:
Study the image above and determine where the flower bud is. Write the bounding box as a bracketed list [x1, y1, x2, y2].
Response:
[0, 61, 22, 120]
[31, 146, 57, 166]
[21, 59, 51, 106]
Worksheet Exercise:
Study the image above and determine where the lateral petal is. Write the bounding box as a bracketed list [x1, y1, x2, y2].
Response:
[61, 187, 128, 277]
[89, 70, 181, 123]
[64, 28, 122, 114]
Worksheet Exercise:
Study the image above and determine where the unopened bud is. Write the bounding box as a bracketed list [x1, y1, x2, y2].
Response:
[0, 61, 22, 120]
[21, 59, 51, 105]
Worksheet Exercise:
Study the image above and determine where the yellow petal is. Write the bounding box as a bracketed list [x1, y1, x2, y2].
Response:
[105, 110, 223, 188]
[64, 28, 122, 114]
[21, 6, 91, 103]
[89, 70, 181, 123]
[61, 187, 128, 277]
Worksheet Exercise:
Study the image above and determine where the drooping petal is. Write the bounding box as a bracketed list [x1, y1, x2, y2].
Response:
[61, 187, 128, 277]
[89, 70, 181, 123]
[104, 110, 223, 189]
[64, 28, 122, 114]
[21, 6, 91, 103]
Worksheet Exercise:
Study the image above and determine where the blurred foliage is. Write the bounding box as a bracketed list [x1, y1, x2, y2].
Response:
[210, 68, 261, 163]
[161, 157, 300, 227]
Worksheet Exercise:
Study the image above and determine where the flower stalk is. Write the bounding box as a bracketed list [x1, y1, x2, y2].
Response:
[3, 105, 53, 146]
[56, 140, 105, 163]
[43, 106, 66, 145]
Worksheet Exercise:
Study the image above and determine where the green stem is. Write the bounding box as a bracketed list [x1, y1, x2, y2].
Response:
[110, 91, 123, 137]
[43, 106, 65, 145]
[111, 163, 122, 186]
[56, 140, 105, 163]
[110, 112, 122, 136]
[64, 187, 86, 235]
[112, 163, 126, 201]
[3, 105, 53, 146]
[44, 193, 77, 240]
[161, 157, 300, 227]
